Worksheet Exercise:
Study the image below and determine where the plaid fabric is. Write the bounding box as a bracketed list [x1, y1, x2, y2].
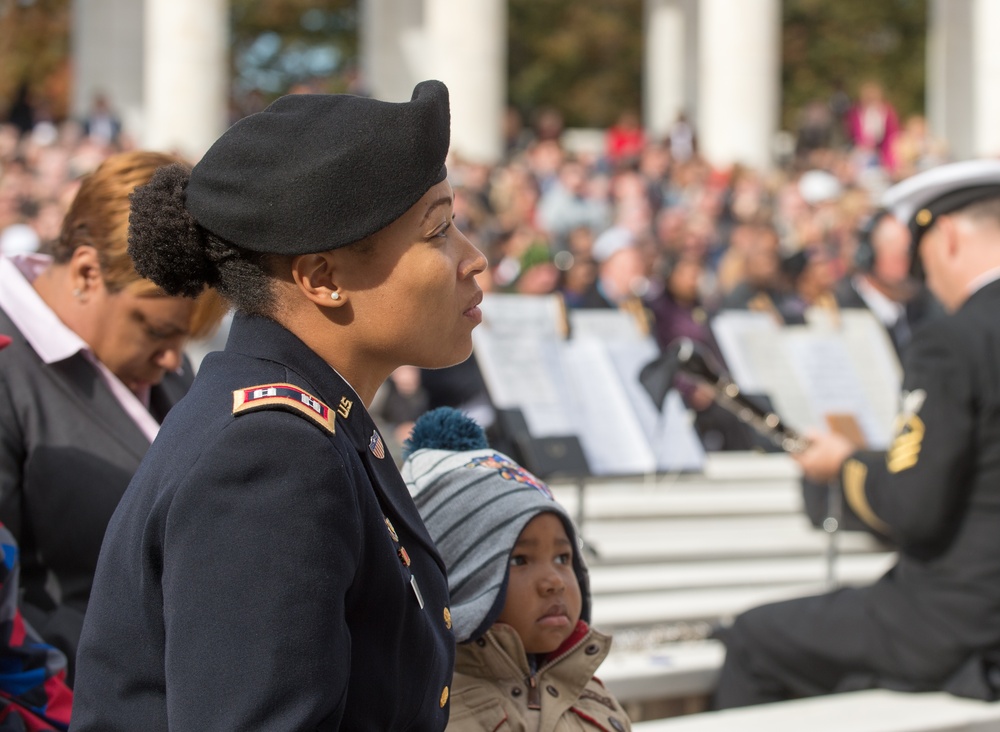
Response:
[0, 524, 71, 731]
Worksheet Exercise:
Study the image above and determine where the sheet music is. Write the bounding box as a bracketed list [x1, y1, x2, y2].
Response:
[605, 339, 706, 473]
[782, 331, 885, 447]
[825, 309, 902, 446]
[472, 328, 577, 436]
[560, 337, 657, 476]
[710, 311, 782, 391]
[479, 293, 566, 338]
[712, 307, 902, 450]
[568, 309, 646, 342]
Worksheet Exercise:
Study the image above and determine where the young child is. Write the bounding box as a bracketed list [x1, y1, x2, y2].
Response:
[402, 408, 632, 732]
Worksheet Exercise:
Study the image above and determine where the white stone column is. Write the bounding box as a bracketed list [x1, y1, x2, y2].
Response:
[696, 0, 780, 170]
[927, 0, 973, 160]
[644, 0, 688, 141]
[927, 0, 1000, 160]
[143, 0, 228, 160]
[71, 0, 144, 137]
[423, 0, 506, 164]
[359, 0, 426, 102]
[972, 0, 1000, 157]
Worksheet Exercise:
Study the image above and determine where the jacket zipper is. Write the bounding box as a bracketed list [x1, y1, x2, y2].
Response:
[525, 633, 594, 710]
[527, 671, 541, 710]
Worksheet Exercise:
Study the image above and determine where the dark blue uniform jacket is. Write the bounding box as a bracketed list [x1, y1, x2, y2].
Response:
[71, 314, 455, 730]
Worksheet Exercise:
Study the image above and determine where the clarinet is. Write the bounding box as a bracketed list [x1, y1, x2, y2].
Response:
[671, 338, 809, 454]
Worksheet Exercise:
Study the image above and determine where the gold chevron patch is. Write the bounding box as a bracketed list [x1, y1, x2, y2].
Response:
[232, 383, 335, 434]
[886, 413, 924, 474]
[842, 458, 891, 536]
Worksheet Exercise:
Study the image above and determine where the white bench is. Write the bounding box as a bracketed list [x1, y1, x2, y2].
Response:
[630, 689, 1000, 732]
[546, 452, 897, 713]
[597, 640, 726, 703]
[550, 453, 892, 634]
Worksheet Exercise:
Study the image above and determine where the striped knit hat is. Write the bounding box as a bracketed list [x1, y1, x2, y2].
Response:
[402, 408, 591, 644]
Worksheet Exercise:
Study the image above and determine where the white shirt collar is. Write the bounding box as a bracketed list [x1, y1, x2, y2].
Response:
[852, 274, 905, 327]
[0, 254, 89, 364]
[966, 265, 1000, 298]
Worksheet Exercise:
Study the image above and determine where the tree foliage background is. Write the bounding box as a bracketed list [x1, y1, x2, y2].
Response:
[230, 0, 357, 99]
[507, 0, 645, 129]
[0, 0, 71, 119]
[782, 0, 926, 130]
[506, 0, 927, 131]
[0, 0, 928, 132]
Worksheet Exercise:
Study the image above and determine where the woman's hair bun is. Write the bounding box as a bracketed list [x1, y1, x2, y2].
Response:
[128, 163, 216, 297]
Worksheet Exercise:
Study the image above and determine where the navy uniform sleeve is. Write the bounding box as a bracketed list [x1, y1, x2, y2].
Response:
[161, 409, 362, 729]
[841, 321, 975, 551]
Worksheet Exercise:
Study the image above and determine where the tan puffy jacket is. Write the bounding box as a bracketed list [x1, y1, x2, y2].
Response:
[447, 622, 632, 732]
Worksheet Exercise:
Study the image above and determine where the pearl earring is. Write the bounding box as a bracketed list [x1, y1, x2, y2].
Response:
[72, 288, 83, 298]
[330, 292, 341, 301]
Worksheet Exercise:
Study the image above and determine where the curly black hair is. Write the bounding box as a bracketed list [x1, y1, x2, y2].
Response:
[127, 164, 280, 317]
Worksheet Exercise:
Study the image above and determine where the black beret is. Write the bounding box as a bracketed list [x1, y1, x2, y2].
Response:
[185, 80, 450, 255]
[880, 159, 1000, 278]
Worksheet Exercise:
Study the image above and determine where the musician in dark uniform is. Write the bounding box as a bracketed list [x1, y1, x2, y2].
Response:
[714, 159, 1000, 707]
[71, 81, 487, 730]
[834, 210, 942, 359]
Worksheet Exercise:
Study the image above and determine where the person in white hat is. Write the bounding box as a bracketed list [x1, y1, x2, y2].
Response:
[714, 159, 1000, 707]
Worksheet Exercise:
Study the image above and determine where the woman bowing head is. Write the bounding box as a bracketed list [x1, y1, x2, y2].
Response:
[72, 81, 487, 731]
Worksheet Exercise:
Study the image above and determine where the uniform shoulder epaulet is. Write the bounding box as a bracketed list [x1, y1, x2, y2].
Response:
[232, 382, 335, 434]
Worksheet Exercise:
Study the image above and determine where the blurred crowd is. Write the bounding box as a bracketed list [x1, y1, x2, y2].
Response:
[1, 81, 950, 453]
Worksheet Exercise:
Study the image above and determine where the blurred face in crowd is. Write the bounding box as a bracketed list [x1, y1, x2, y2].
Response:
[796, 247, 839, 301]
[559, 161, 587, 197]
[600, 245, 648, 301]
[529, 140, 564, 182]
[870, 216, 913, 288]
[655, 208, 685, 248]
[516, 262, 560, 295]
[497, 513, 582, 654]
[859, 81, 885, 107]
[744, 227, 781, 286]
[668, 258, 703, 305]
[639, 143, 670, 180]
[561, 256, 597, 296]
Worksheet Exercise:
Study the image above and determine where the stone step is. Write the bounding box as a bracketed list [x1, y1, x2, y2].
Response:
[588, 553, 895, 596]
[583, 523, 887, 565]
[632, 689, 1000, 732]
[592, 583, 837, 629]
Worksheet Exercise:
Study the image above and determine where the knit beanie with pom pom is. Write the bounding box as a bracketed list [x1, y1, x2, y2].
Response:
[401, 407, 591, 644]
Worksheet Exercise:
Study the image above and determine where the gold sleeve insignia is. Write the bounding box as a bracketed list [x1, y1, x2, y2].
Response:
[886, 389, 927, 474]
[842, 458, 892, 536]
[232, 383, 335, 434]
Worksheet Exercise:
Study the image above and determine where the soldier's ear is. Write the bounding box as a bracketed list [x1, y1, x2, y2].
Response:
[290, 252, 345, 307]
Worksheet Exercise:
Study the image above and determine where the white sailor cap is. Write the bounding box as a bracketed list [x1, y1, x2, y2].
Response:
[592, 225, 635, 263]
[880, 159, 1000, 275]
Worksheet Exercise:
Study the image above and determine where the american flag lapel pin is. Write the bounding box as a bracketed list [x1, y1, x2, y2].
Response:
[369, 430, 385, 459]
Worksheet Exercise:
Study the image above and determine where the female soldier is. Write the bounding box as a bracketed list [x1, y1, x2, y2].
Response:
[71, 81, 487, 730]
[0, 151, 226, 684]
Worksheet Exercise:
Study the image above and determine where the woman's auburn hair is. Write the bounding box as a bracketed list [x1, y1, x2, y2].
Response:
[52, 150, 227, 339]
